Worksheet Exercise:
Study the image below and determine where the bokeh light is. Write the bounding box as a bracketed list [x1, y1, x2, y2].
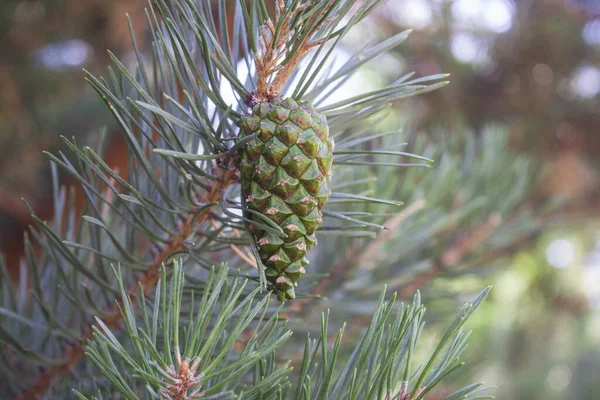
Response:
[546, 239, 575, 269]
[37, 40, 91, 69]
[450, 32, 489, 64]
[571, 65, 600, 99]
[452, 0, 514, 33]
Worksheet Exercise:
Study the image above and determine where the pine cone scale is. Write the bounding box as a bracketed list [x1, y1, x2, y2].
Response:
[237, 97, 333, 301]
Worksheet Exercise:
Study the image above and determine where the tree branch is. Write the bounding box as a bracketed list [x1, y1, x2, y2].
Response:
[396, 213, 502, 297]
[287, 200, 426, 312]
[18, 162, 239, 399]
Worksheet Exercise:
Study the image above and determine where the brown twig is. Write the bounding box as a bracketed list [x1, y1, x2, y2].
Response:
[253, 1, 336, 101]
[314, 200, 427, 295]
[286, 201, 426, 312]
[162, 356, 204, 400]
[387, 384, 426, 400]
[287, 207, 508, 314]
[396, 213, 503, 297]
[208, 219, 257, 268]
[18, 162, 238, 400]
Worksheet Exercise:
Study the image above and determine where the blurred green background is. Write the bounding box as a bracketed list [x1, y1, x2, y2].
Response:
[2, 1, 600, 399]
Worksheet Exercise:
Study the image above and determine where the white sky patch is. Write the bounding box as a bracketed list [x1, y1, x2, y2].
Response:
[571, 65, 600, 99]
[545, 239, 575, 269]
[229, 196, 244, 217]
[219, 59, 254, 108]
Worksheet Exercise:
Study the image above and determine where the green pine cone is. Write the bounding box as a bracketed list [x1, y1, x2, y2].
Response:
[237, 97, 333, 301]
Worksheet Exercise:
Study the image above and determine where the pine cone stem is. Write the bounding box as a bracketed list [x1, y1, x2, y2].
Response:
[254, 1, 337, 100]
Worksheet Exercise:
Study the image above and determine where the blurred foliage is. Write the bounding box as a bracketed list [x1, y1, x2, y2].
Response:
[363, 1, 600, 397]
[0, 0, 147, 275]
[368, 0, 600, 210]
[459, 225, 599, 400]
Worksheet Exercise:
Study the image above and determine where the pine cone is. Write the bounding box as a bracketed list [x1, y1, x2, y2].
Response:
[237, 97, 333, 301]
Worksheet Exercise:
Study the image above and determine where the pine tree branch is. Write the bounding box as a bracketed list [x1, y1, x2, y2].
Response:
[17, 161, 239, 400]
[396, 213, 502, 297]
[287, 200, 426, 312]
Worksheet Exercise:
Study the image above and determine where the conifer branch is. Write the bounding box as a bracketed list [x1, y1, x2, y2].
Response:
[17, 162, 238, 399]
[76, 261, 491, 399]
[396, 212, 502, 297]
[287, 200, 426, 312]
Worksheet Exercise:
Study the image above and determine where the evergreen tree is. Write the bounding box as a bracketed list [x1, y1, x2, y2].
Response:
[0, 0, 542, 398]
